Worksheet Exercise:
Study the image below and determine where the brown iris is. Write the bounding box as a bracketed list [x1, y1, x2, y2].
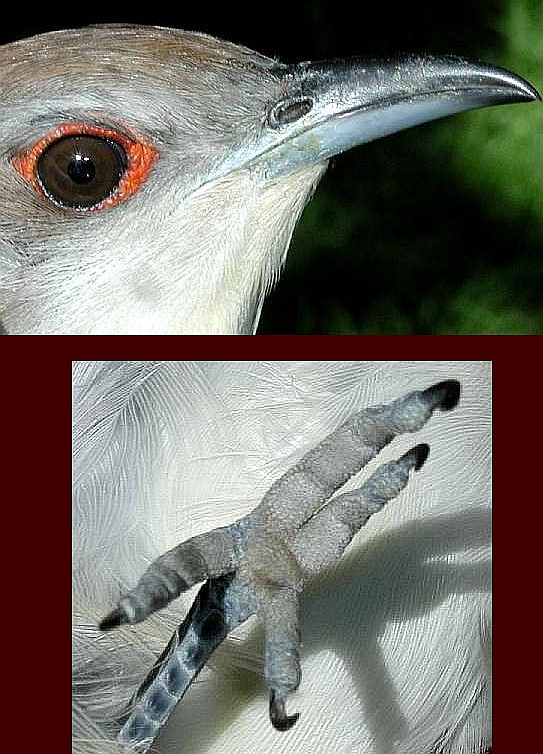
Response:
[36, 135, 127, 209]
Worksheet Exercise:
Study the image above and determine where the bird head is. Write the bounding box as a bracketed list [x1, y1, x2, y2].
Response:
[0, 25, 539, 333]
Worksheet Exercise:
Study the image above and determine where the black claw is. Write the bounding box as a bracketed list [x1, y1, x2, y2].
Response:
[274, 711, 300, 731]
[270, 690, 300, 731]
[401, 443, 430, 471]
[99, 607, 126, 631]
[412, 443, 430, 470]
[423, 379, 461, 411]
[271, 709, 300, 731]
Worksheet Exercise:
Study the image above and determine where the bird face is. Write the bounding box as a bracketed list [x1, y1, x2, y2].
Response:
[0, 25, 539, 333]
[1, 25, 303, 333]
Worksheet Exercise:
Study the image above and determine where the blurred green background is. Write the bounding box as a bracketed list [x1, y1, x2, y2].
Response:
[5, 0, 542, 333]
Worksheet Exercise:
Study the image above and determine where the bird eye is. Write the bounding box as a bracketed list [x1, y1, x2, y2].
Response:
[37, 135, 127, 209]
[12, 123, 158, 211]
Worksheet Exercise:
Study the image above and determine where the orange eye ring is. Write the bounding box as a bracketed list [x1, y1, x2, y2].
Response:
[12, 122, 158, 211]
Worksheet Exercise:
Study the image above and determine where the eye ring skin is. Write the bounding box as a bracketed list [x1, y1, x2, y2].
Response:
[11, 122, 158, 212]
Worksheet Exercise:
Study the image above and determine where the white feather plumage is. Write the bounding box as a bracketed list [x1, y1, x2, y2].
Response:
[72, 361, 491, 754]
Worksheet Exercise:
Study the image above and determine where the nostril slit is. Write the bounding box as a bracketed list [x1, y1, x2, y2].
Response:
[268, 97, 313, 127]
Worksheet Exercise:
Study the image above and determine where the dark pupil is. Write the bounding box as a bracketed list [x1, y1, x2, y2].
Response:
[67, 154, 96, 185]
[37, 134, 127, 209]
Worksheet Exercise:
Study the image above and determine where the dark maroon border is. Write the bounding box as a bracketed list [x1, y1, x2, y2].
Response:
[2, 335, 538, 752]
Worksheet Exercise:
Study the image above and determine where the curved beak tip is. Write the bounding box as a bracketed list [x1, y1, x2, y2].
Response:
[505, 71, 541, 103]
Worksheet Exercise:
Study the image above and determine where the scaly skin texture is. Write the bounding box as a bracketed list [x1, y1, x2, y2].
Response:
[100, 380, 460, 751]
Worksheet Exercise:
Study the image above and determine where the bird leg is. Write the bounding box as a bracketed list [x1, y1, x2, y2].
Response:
[99, 379, 460, 751]
[290, 443, 429, 577]
[99, 526, 239, 629]
[115, 574, 239, 753]
[261, 586, 301, 731]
